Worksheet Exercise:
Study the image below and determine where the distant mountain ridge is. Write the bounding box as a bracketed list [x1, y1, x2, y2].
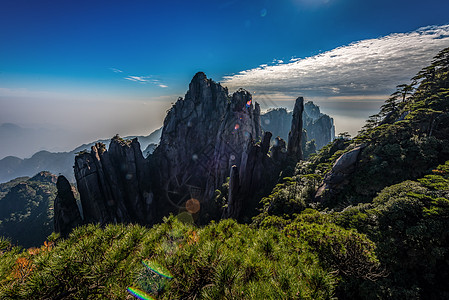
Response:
[0, 103, 335, 184]
[261, 101, 335, 150]
[0, 123, 68, 159]
[0, 128, 162, 183]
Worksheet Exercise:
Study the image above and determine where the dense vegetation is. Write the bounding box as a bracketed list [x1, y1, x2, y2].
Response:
[0, 48, 448, 299]
[254, 47, 449, 298]
[0, 217, 378, 299]
[0, 172, 58, 248]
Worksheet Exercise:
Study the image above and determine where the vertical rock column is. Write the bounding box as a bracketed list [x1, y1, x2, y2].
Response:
[223, 165, 240, 219]
[287, 97, 304, 161]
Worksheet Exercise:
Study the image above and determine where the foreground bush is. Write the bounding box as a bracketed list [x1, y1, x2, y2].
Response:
[0, 217, 338, 299]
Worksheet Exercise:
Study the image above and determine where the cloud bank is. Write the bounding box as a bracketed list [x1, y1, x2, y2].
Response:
[221, 25, 449, 135]
[222, 25, 449, 99]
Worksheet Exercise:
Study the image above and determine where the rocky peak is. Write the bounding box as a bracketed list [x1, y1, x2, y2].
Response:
[304, 101, 323, 120]
[60, 72, 321, 231]
[154, 73, 262, 220]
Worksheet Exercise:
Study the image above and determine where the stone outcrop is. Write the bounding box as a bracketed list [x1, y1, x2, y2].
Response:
[223, 165, 240, 220]
[153, 73, 262, 220]
[287, 97, 304, 161]
[54, 175, 82, 237]
[223, 132, 287, 221]
[315, 144, 365, 200]
[57, 72, 325, 231]
[74, 138, 153, 225]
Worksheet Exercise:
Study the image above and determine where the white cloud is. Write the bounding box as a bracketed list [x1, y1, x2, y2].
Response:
[222, 25, 449, 99]
[124, 75, 168, 88]
[110, 68, 123, 73]
[125, 76, 150, 83]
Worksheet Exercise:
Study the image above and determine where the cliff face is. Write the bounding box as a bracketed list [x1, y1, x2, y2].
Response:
[59, 72, 308, 229]
[223, 131, 288, 221]
[260, 108, 291, 140]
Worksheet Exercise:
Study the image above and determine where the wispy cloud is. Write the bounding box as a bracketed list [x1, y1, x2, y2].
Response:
[222, 25, 449, 99]
[123, 75, 168, 88]
[125, 75, 151, 83]
[110, 67, 168, 88]
[110, 68, 123, 73]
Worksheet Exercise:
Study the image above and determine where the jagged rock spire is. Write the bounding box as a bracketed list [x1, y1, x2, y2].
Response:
[287, 97, 304, 161]
[60, 72, 301, 230]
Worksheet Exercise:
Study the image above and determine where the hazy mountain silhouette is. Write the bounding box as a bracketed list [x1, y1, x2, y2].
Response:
[0, 128, 162, 183]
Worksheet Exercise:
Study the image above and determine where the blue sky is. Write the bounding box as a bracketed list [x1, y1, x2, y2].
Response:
[1, 0, 449, 158]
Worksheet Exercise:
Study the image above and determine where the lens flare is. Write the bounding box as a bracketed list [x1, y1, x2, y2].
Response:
[127, 287, 156, 300]
[142, 260, 174, 279]
[186, 198, 201, 214]
[246, 99, 252, 107]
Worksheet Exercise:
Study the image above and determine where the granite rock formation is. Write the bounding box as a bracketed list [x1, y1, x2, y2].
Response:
[260, 108, 291, 140]
[0, 128, 162, 184]
[54, 175, 82, 237]
[315, 144, 365, 200]
[223, 131, 288, 221]
[153, 73, 262, 220]
[74, 138, 153, 225]
[58, 72, 313, 230]
[303, 102, 336, 149]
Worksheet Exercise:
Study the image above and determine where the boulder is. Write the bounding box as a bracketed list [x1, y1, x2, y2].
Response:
[315, 145, 365, 199]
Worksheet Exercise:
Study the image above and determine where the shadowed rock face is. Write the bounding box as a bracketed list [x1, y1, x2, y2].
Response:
[153, 73, 262, 220]
[58, 72, 315, 231]
[223, 131, 287, 221]
[74, 138, 153, 225]
[54, 175, 82, 237]
[315, 144, 365, 200]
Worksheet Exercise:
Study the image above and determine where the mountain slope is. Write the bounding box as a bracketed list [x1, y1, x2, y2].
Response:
[254, 46, 449, 298]
[0, 172, 58, 248]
